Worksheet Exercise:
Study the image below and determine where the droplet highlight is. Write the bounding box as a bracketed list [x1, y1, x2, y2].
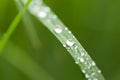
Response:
[98, 70, 101, 73]
[92, 61, 96, 66]
[75, 61, 79, 64]
[54, 25, 62, 33]
[38, 7, 51, 18]
[66, 39, 75, 47]
[80, 57, 84, 63]
[38, 11, 47, 18]
[85, 74, 90, 78]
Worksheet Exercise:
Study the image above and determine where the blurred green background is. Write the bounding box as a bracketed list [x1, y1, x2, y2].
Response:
[0, 0, 120, 80]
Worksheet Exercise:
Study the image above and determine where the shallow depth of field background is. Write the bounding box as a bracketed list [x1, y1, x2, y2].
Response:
[0, 0, 120, 80]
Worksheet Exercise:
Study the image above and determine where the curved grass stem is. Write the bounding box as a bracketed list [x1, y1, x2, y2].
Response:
[20, 0, 105, 80]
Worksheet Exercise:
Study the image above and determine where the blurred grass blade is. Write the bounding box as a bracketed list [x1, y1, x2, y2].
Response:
[21, 0, 105, 80]
[0, 0, 31, 53]
[2, 42, 54, 80]
[16, 0, 41, 50]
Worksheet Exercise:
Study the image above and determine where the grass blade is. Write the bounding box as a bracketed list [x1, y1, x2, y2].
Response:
[20, 0, 105, 80]
[0, 0, 31, 53]
[16, 0, 41, 50]
[2, 42, 54, 80]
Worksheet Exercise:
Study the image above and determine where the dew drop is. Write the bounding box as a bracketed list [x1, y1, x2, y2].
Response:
[68, 31, 72, 34]
[44, 7, 51, 12]
[38, 7, 50, 18]
[75, 57, 80, 64]
[73, 36, 75, 38]
[28, 0, 43, 13]
[91, 61, 96, 66]
[48, 13, 57, 20]
[54, 25, 62, 33]
[84, 62, 87, 65]
[46, 19, 51, 23]
[66, 39, 75, 47]
[29, 4, 40, 13]
[80, 58, 84, 63]
[91, 72, 96, 76]
[85, 74, 90, 78]
[74, 45, 78, 49]
[75, 61, 79, 64]
[98, 70, 101, 73]
[88, 65, 91, 69]
[82, 70, 86, 73]
[81, 52, 85, 56]
[38, 11, 47, 18]
[52, 15, 57, 19]
[93, 78, 98, 80]
[65, 27, 68, 30]
[63, 44, 66, 47]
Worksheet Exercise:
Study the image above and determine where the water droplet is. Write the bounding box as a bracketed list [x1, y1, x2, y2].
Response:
[48, 13, 57, 20]
[66, 39, 75, 47]
[80, 58, 84, 63]
[75, 57, 80, 64]
[86, 57, 89, 60]
[29, 4, 40, 13]
[46, 19, 51, 23]
[75, 61, 79, 64]
[44, 7, 51, 12]
[65, 27, 68, 30]
[91, 72, 96, 76]
[51, 15, 57, 19]
[28, 0, 43, 13]
[81, 52, 85, 56]
[85, 74, 90, 78]
[38, 6, 50, 18]
[63, 44, 66, 47]
[68, 31, 72, 34]
[54, 25, 62, 33]
[88, 65, 91, 69]
[84, 62, 87, 65]
[74, 46, 78, 49]
[98, 70, 101, 73]
[82, 70, 86, 73]
[38, 11, 47, 18]
[92, 61, 96, 66]
[93, 78, 98, 80]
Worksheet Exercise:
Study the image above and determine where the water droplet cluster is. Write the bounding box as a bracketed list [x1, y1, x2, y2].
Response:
[54, 26, 103, 79]
[54, 26, 103, 80]
[21, 0, 105, 80]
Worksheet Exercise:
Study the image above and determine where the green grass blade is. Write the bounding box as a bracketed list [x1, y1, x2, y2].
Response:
[2, 42, 54, 80]
[16, 0, 41, 50]
[0, 0, 31, 53]
[21, 0, 105, 80]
